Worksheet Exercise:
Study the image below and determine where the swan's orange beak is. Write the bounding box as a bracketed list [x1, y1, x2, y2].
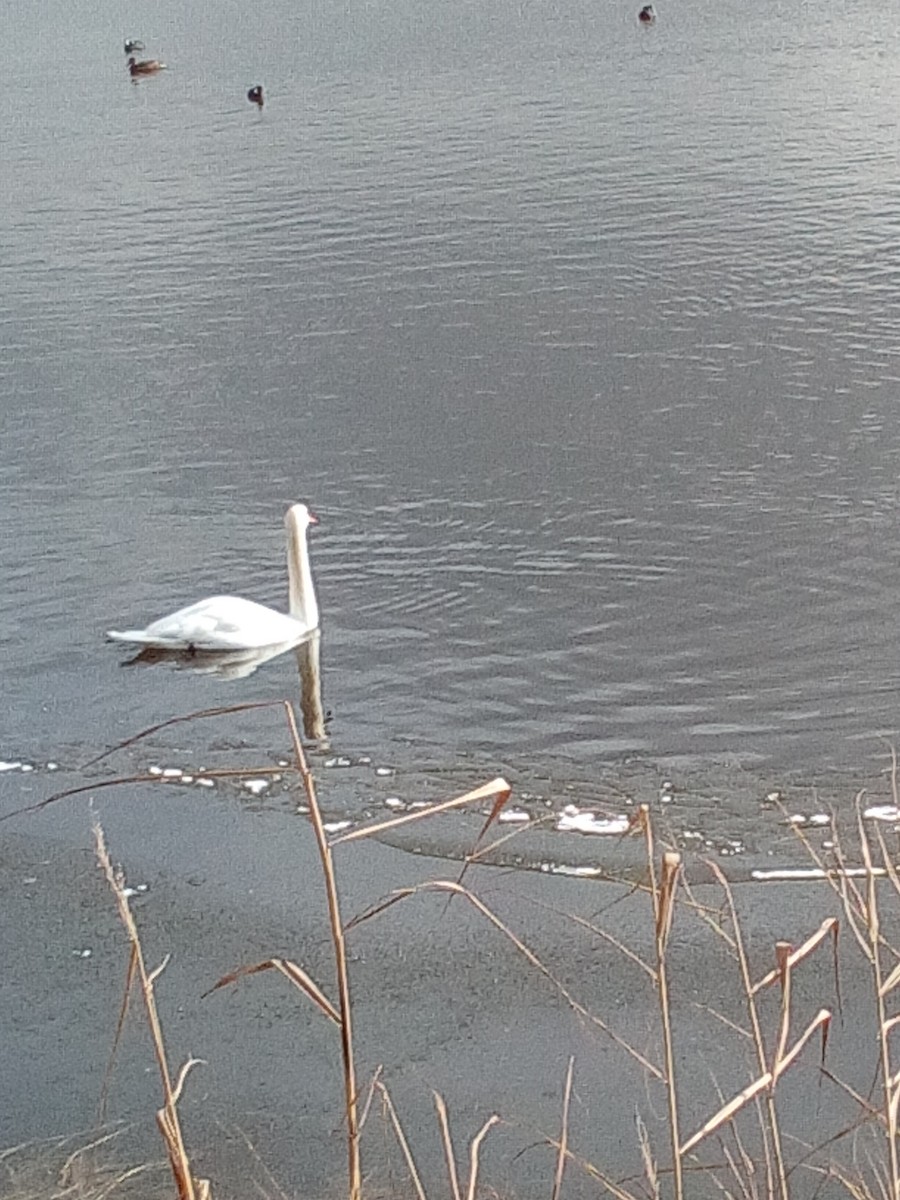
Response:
[308, 510, 319, 524]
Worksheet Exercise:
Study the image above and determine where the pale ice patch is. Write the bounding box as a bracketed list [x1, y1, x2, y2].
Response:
[865, 805, 900, 822]
[498, 808, 531, 824]
[540, 862, 604, 878]
[556, 805, 629, 836]
[324, 819, 352, 834]
[242, 779, 270, 796]
[753, 866, 883, 882]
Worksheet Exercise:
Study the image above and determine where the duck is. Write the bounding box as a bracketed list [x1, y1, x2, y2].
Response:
[247, 85, 264, 108]
[107, 504, 320, 651]
[124, 39, 145, 55]
[638, 5, 656, 22]
[127, 55, 167, 76]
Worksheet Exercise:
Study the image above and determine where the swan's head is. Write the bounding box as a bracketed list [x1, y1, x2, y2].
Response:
[286, 502, 318, 532]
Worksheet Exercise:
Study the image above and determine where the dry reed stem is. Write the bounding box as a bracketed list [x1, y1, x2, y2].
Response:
[330, 778, 512, 846]
[1, 699, 301, 826]
[98, 947, 138, 1125]
[203, 958, 341, 1024]
[371, 1080, 429, 1200]
[81, 701, 287, 769]
[857, 809, 900, 1200]
[462, 812, 556, 868]
[0, 1132, 162, 1200]
[706, 862, 789, 1199]
[539, 1139, 638, 1200]
[433, 1094, 462, 1200]
[750, 920, 839, 997]
[679, 1008, 831, 1157]
[646, 833, 683, 1200]
[281, 701, 361, 1200]
[431, 1096, 499, 1200]
[346, 877, 663, 1078]
[550, 1058, 574, 1200]
[465, 1114, 501, 1200]
[634, 1113, 659, 1200]
[561, 909, 656, 981]
[92, 823, 207, 1200]
[215, 1122, 293, 1200]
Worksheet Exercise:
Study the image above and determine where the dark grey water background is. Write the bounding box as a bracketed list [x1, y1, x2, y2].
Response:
[5, 1, 900, 1193]
[5, 0, 900, 820]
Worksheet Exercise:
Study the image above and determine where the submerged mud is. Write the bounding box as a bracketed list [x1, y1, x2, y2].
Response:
[2, 737, 895, 887]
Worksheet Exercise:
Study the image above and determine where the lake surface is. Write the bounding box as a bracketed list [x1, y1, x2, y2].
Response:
[3, 0, 900, 847]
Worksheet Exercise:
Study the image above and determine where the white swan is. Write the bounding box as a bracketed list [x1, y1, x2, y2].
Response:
[107, 503, 319, 651]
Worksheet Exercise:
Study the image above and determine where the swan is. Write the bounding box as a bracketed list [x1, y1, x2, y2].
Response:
[107, 503, 319, 651]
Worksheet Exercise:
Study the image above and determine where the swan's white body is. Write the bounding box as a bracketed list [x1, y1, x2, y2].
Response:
[107, 504, 319, 651]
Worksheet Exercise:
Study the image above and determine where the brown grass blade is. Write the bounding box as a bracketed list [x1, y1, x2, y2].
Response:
[372, 1079, 430, 1200]
[772, 1009, 832, 1080]
[650, 849, 683, 1200]
[433, 1092, 462, 1200]
[750, 920, 839, 996]
[680, 1008, 831, 1156]
[344, 888, 418, 932]
[551, 1058, 575, 1200]
[465, 1114, 501, 1200]
[203, 959, 341, 1025]
[81, 700, 286, 768]
[455, 785, 515, 889]
[540, 1138, 640, 1200]
[331, 778, 512, 845]
[93, 822, 207, 1200]
[98, 944, 138, 1125]
[282, 701, 361, 1200]
[634, 1112, 659, 1200]
[348, 878, 663, 1079]
[0, 774, 184, 824]
[679, 1074, 773, 1157]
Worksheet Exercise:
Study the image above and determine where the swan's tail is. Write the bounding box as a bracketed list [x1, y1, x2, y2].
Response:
[107, 629, 160, 644]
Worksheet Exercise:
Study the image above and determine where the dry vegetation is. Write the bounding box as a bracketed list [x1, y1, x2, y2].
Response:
[7, 702, 900, 1200]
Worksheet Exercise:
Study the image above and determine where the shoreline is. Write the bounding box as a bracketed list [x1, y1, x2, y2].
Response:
[0, 801, 885, 1198]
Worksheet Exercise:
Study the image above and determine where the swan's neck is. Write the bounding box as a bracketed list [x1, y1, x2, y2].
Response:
[286, 513, 319, 631]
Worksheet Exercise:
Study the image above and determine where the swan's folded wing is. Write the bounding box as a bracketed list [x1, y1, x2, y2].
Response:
[108, 595, 306, 651]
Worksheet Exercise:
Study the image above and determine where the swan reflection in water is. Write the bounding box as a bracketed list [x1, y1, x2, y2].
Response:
[122, 629, 328, 742]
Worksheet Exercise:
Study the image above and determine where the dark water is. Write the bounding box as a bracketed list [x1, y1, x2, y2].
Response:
[4, 0, 900, 854]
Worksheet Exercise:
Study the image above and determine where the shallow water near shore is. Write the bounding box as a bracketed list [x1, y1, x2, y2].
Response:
[4, 0, 900, 839]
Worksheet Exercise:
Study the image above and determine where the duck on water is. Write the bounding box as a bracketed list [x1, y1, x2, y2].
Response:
[127, 55, 167, 76]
